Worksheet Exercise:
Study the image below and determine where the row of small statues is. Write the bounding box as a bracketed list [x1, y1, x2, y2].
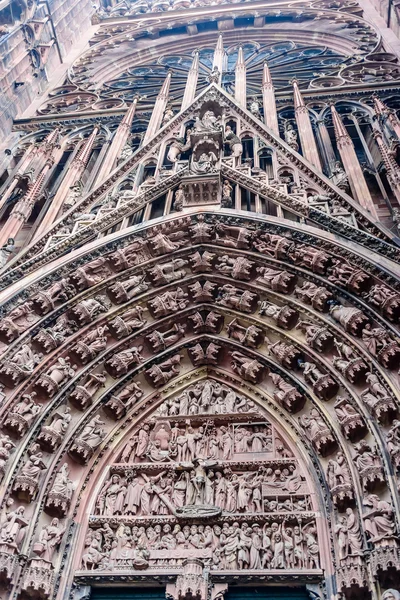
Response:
[94, 463, 306, 517]
[81, 518, 320, 571]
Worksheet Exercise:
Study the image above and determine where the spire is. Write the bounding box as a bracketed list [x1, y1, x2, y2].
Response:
[262, 61, 272, 86]
[235, 46, 246, 107]
[120, 97, 138, 128]
[182, 51, 199, 110]
[373, 94, 389, 117]
[373, 94, 400, 140]
[331, 104, 352, 148]
[373, 130, 400, 201]
[75, 127, 99, 166]
[212, 34, 224, 80]
[292, 79, 305, 111]
[157, 70, 172, 101]
[24, 167, 49, 203]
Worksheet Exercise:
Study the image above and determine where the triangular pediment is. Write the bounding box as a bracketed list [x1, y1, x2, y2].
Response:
[5, 83, 398, 279]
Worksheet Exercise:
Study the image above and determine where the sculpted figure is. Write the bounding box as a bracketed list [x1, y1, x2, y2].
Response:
[222, 180, 233, 208]
[195, 110, 221, 132]
[145, 354, 182, 387]
[230, 351, 265, 383]
[328, 259, 370, 294]
[167, 132, 191, 163]
[256, 267, 296, 294]
[105, 382, 143, 420]
[72, 257, 111, 290]
[333, 397, 365, 440]
[296, 320, 333, 352]
[300, 361, 338, 400]
[148, 230, 188, 256]
[0, 302, 38, 341]
[188, 250, 215, 273]
[216, 284, 257, 313]
[225, 126, 243, 164]
[38, 407, 72, 452]
[111, 239, 150, 271]
[267, 340, 301, 369]
[72, 295, 111, 324]
[4, 394, 41, 436]
[294, 281, 332, 312]
[217, 255, 254, 281]
[0, 344, 42, 385]
[329, 303, 370, 336]
[0, 504, 27, 548]
[284, 122, 299, 151]
[361, 324, 400, 368]
[214, 223, 253, 249]
[108, 274, 149, 304]
[32, 279, 76, 314]
[0, 435, 15, 480]
[289, 244, 330, 275]
[147, 323, 186, 352]
[34, 518, 66, 563]
[363, 495, 396, 542]
[190, 311, 223, 334]
[71, 371, 107, 410]
[326, 452, 352, 504]
[149, 258, 188, 286]
[72, 326, 109, 363]
[364, 284, 400, 322]
[299, 408, 335, 455]
[360, 373, 396, 423]
[36, 357, 77, 397]
[259, 301, 298, 330]
[13, 451, 47, 501]
[189, 281, 217, 303]
[106, 345, 144, 377]
[354, 440, 385, 489]
[253, 232, 293, 259]
[249, 96, 262, 119]
[70, 415, 106, 464]
[46, 463, 74, 516]
[34, 315, 78, 352]
[269, 373, 304, 412]
[148, 288, 189, 318]
[0, 238, 16, 269]
[226, 318, 264, 348]
[174, 185, 185, 211]
[110, 306, 147, 339]
[330, 160, 349, 191]
[191, 151, 218, 174]
[189, 342, 221, 366]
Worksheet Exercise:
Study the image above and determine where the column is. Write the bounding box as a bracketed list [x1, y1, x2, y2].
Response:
[373, 130, 400, 204]
[33, 127, 99, 239]
[0, 160, 52, 245]
[143, 71, 172, 144]
[373, 95, 400, 140]
[94, 99, 138, 185]
[235, 46, 246, 108]
[316, 118, 336, 174]
[182, 52, 199, 110]
[293, 79, 322, 171]
[212, 34, 224, 84]
[261, 62, 279, 135]
[331, 104, 378, 219]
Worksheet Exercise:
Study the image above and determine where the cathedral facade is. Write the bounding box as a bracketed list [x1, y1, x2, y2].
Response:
[0, 0, 400, 599]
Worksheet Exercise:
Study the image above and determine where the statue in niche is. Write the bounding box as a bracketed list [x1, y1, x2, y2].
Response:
[361, 324, 400, 369]
[326, 452, 353, 505]
[217, 255, 254, 281]
[259, 300, 298, 330]
[46, 463, 74, 516]
[0, 503, 28, 548]
[270, 373, 304, 412]
[36, 357, 77, 397]
[221, 180, 233, 208]
[167, 130, 191, 163]
[106, 345, 144, 377]
[224, 126, 243, 163]
[108, 274, 149, 304]
[34, 315, 78, 352]
[105, 381, 143, 420]
[230, 351, 265, 383]
[330, 160, 349, 191]
[109, 305, 147, 339]
[294, 281, 332, 312]
[145, 354, 182, 387]
[216, 284, 257, 313]
[0, 435, 15, 480]
[253, 232, 293, 259]
[4, 393, 42, 437]
[249, 96, 262, 120]
[329, 303, 370, 336]
[13, 450, 47, 501]
[149, 258, 188, 286]
[284, 122, 299, 152]
[192, 151, 218, 174]
[72, 257, 111, 290]
[360, 372, 396, 423]
[71, 371, 107, 410]
[214, 223, 253, 249]
[0, 238, 16, 269]
[363, 284, 400, 323]
[256, 266, 296, 294]
[195, 110, 221, 133]
[335, 508, 363, 559]
[111, 238, 151, 271]
[174, 185, 185, 211]
[353, 440, 385, 490]
[226, 318, 264, 348]
[72, 325, 109, 363]
[32, 278, 76, 314]
[70, 415, 106, 464]
[333, 397, 365, 440]
[328, 259, 370, 294]
[148, 288, 189, 317]
[0, 344, 42, 385]
[38, 406, 72, 452]
[299, 408, 335, 455]
[34, 518, 66, 562]
[363, 495, 396, 542]
[148, 230, 189, 256]
[72, 295, 111, 324]
[0, 301, 39, 342]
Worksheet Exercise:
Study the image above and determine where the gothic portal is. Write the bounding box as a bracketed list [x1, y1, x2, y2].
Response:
[0, 0, 400, 599]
